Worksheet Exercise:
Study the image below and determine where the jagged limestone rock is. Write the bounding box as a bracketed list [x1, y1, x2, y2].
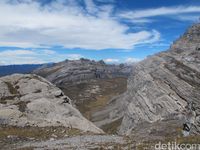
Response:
[117, 23, 200, 135]
[92, 24, 200, 135]
[33, 59, 132, 85]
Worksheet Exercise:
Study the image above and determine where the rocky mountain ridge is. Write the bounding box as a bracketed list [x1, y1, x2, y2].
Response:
[105, 23, 200, 135]
[33, 58, 132, 85]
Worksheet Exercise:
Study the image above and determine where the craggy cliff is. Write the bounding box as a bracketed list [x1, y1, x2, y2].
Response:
[33, 59, 131, 85]
[115, 23, 200, 135]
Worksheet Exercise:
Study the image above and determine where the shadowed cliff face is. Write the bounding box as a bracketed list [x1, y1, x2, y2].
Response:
[113, 23, 200, 135]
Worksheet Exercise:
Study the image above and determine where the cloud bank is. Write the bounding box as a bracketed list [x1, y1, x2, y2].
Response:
[119, 6, 200, 23]
[0, 0, 160, 50]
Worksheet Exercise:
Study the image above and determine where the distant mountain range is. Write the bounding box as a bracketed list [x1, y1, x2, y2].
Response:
[33, 58, 132, 85]
[0, 64, 43, 77]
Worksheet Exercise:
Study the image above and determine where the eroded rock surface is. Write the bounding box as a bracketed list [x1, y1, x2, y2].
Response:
[93, 24, 200, 136]
[33, 58, 131, 85]
[116, 23, 200, 135]
[0, 74, 103, 133]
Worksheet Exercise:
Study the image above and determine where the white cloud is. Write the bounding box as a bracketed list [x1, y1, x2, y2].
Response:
[125, 57, 141, 64]
[0, 0, 160, 50]
[104, 57, 142, 64]
[139, 30, 160, 44]
[104, 58, 119, 63]
[0, 50, 35, 57]
[175, 15, 200, 22]
[0, 60, 6, 65]
[119, 6, 200, 22]
[66, 54, 83, 60]
[0, 49, 71, 65]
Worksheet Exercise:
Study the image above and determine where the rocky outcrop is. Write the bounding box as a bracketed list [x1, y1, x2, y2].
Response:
[116, 23, 200, 135]
[0, 74, 103, 133]
[33, 58, 132, 85]
[95, 24, 200, 136]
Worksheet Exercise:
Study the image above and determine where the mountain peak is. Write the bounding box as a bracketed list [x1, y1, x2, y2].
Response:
[171, 23, 200, 53]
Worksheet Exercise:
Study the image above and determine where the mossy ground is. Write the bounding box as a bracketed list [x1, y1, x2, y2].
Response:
[60, 77, 127, 122]
[0, 126, 82, 141]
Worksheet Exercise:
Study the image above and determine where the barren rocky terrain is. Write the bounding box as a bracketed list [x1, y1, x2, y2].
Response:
[34, 23, 200, 138]
[0, 74, 102, 133]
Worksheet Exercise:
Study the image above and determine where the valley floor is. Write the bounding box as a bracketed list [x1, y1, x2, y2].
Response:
[59, 77, 127, 132]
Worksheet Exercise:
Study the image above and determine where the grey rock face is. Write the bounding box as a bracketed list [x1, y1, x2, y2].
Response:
[33, 59, 132, 85]
[120, 24, 200, 133]
[0, 74, 103, 134]
[112, 24, 200, 135]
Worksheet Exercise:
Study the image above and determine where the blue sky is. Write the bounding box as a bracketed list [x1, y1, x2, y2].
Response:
[0, 0, 199, 65]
